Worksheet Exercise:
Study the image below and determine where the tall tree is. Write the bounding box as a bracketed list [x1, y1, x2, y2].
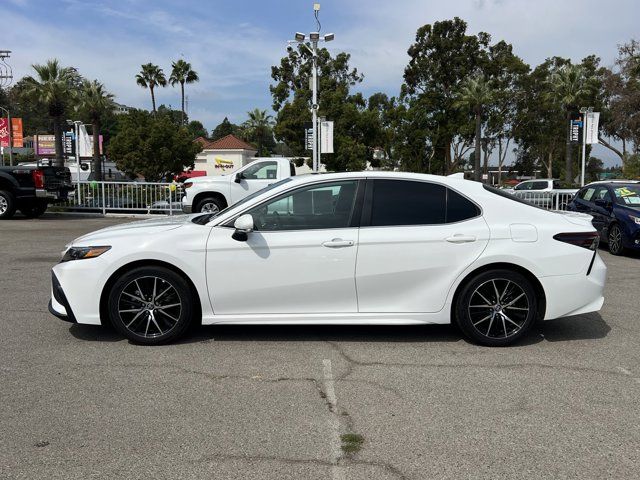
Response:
[402, 18, 490, 174]
[546, 64, 591, 182]
[108, 110, 202, 181]
[76, 79, 114, 180]
[20, 59, 80, 166]
[169, 59, 199, 125]
[211, 117, 241, 140]
[136, 63, 166, 113]
[242, 108, 275, 156]
[455, 76, 494, 181]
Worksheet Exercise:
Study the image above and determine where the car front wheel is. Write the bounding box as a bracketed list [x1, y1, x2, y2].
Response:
[0, 190, 16, 219]
[195, 196, 224, 214]
[455, 269, 538, 347]
[607, 224, 625, 256]
[107, 266, 194, 345]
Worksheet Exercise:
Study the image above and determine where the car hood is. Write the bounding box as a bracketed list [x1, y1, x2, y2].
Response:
[188, 175, 230, 184]
[70, 214, 200, 246]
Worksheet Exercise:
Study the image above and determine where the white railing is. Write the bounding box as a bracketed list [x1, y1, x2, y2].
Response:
[59, 181, 184, 215]
[509, 189, 578, 210]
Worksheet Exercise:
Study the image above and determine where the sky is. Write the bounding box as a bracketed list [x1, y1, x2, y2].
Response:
[3, 0, 640, 165]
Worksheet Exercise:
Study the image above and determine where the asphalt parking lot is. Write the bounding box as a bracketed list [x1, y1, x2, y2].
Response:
[1, 214, 639, 480]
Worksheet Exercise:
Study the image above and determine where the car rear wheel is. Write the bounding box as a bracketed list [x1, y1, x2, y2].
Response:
[455, 269, 538, 347]
[0, 190, 16, 219]
[607, 224, 625, 256]
[107, 266, 194, 345]
[195, 196, 224, 214]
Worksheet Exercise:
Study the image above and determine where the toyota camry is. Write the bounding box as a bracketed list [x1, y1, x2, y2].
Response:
[49, 172, 606, 346]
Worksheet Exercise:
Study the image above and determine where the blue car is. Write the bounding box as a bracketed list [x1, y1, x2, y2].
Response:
[567, 181, 640, 255]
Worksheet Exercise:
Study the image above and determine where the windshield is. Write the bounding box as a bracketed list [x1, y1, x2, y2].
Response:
[190, 177, 294, 225]
[612, 184, 640, 208]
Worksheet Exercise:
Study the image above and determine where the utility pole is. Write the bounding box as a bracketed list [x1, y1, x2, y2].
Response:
[288, 4, 334, 172]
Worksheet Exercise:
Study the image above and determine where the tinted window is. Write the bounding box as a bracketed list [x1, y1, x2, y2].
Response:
[514, 182, 530, 191]
[245, 180, 358, 231]
[243, 161, 278, 180]
[447, 188, 480, 222]
[579, 187, 596, 202]
[371, 180, 446, 226]
[593, 186, 611, 201]
[530, 181, 549, 190]
[552, 180, 562, 189]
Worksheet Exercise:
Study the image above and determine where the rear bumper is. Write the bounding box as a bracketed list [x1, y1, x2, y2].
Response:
[540, 253, 607, 319]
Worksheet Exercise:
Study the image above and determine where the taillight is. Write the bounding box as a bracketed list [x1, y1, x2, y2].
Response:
[553, 232, 600, 251]
[32, 169, 45, 189]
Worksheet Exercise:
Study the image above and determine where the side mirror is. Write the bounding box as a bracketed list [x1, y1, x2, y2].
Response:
[594, 198, 612, 210]
[232, 214, 254, 241]
[234, 173, 243, 183]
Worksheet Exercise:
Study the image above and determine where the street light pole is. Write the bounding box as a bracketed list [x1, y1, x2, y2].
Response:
[579, 106, 593, 187]
[288, 4, 333, 172]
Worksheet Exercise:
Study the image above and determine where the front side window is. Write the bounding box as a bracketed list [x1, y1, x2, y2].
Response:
[242, 161, 278, 180]
[579, 187, 596, 202]
[369, 180, 479, 226]
[244, 180, 359, 231]
[514, 182, 531, 191]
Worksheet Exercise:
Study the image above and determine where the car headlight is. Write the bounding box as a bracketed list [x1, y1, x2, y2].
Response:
[184, 182, 193, 189]
[61, 246, 111, 262]
[630, 215, 640, 226]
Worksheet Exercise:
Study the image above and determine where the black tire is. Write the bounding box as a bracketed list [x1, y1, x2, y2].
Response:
[455, 269, 538, 347]
[194, 196, 225, 214]
[0, 189, 16, 220]
[607, 223, 625, 256]
[107, 266, 194, 345]
[19, 201, 48, 218]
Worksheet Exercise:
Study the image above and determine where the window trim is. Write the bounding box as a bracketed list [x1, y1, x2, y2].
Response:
[360, 178, 482, 228]
[222, 178, 365, 232]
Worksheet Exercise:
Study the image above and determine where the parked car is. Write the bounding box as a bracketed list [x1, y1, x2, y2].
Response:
[567, 180, 640, 255]
[510, 179, 577, 210]
[181, 158, 296, 214]
[50, 172, 606, 347]
[0, 164, 74, 219]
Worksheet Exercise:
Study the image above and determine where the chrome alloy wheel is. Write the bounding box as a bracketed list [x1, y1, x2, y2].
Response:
[0, 196, 7, 215]
[609, 225, 622, 254]
[468, 278, 530, 339]
[117, 276, 182, 338]
[201, 202, 220, 214]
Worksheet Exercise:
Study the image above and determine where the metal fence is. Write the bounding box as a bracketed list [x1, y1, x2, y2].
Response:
[509, 189, 579, 211]
[58, 181, 184, 215]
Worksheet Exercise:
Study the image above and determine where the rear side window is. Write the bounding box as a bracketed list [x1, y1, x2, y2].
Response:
[369, 180, 479, 226]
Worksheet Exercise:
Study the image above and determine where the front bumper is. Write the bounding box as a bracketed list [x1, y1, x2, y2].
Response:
[182, 204, 193, 214]
[49, 271, 77, 323]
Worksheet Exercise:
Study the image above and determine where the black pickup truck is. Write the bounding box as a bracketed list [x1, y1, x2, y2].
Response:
[0, 164, 74, 219]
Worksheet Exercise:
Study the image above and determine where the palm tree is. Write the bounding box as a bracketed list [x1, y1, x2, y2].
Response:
[169, 60, 199, 124]
[455, 76, 494, 181]
[76, 80, 114, 180]
[136, 63, 166, 113]
[21, 59, 79, 166]
[547, 65, 590, 183]
[242, 109, 274, 156]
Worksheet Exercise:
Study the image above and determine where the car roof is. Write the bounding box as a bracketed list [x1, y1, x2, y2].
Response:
[586, 180, 640, 185]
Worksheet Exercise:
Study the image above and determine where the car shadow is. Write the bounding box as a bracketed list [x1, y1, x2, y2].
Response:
[68, 312, 610, 346]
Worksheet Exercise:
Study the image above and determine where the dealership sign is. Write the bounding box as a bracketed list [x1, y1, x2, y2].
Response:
[35, 134, 56, 155]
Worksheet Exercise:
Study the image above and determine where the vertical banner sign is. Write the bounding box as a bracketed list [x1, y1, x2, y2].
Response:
[320, 120, 334, 154]
[0, 118, 9, 147]
[585, 112, 600, 145]
[570, 113, 583, 144]
[304, 121, 314, 151]
[11, 118, 23, 148]
[63, 131, 75, 156]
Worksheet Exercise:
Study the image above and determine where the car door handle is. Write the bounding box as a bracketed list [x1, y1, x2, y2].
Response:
[445, 234, 477, 243]
[322, 239, 354, 248]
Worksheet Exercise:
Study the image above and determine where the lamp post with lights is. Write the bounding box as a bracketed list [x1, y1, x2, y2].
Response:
[288, 30, 334, 172]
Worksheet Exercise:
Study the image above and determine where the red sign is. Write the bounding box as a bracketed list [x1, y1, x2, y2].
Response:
[12, 118, 23, 148]
[0, 118, 9, 148]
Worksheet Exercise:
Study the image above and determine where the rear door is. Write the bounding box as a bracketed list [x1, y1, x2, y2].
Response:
[355, 179, 490, 313]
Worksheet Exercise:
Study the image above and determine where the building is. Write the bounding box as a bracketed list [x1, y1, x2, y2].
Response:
[113, 103, 134, 115]
[193, 134, 258, 176]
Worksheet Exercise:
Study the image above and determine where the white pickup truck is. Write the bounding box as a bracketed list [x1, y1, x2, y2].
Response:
[182, 158, 297, 214]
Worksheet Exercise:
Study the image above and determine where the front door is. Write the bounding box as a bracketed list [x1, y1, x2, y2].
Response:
[355, 179, 490, 313]
[206, 179, 362, 315]
[229, 160, 279, 204]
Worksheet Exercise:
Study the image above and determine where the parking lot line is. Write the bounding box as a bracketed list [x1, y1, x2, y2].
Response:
[323, 358, 346, 480]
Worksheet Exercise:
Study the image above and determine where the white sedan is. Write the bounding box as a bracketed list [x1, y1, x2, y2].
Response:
[49, 172, 606, 346]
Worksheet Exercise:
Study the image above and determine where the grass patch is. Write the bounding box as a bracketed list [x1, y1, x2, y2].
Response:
[340, 433, 364, 454]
